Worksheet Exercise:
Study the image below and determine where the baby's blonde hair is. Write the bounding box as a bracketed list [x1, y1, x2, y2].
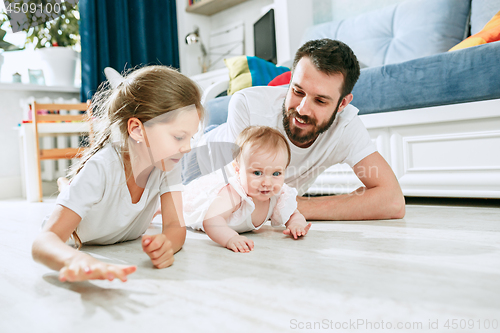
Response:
[233, 126, 291, 167]
[68, 65, 204, 248]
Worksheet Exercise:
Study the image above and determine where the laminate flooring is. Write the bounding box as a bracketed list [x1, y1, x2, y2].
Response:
[1, 197, 499, 333]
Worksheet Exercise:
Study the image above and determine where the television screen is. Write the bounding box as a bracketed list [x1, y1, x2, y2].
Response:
[254, 9, 277, 64]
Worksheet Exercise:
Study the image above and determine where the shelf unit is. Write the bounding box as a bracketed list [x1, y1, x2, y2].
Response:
[186, 0, 248, 16]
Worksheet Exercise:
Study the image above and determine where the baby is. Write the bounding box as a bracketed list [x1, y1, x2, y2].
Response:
[183, 126, 311, 252]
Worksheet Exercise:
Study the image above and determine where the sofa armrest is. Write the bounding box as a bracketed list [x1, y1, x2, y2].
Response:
[201, 79, 229, 104]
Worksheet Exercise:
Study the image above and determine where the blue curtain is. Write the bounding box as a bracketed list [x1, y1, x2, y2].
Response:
[80, 0, 179, 101]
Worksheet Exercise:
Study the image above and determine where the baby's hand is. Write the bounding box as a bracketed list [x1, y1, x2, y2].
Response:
[283, 222, 312, 239]
[142, 234, 174, 269]
[226, 235, 254, 253]
[59, 252, 136, 282]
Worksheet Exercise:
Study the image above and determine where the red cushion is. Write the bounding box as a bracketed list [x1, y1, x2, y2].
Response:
[268, 71, 291, 86]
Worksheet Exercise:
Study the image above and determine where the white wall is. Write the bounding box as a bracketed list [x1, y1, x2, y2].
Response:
[274, 0, 314, 64]
[176, 0, 407, 75]
[210, 0, 274, 57]
[176, 0, 211, 77]
[176, 0, 274, 76]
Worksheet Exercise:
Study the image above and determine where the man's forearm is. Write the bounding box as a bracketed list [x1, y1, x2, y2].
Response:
[297, 186, 405, 221]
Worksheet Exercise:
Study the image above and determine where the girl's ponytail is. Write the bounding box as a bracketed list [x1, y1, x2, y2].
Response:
[64, 65, 204, 249]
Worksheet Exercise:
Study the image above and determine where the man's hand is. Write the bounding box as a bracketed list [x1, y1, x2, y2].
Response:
[142, 234, 175, 268]
[297, 152, 405, 220]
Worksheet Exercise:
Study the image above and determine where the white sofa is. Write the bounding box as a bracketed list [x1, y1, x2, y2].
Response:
[194, 0, 500, 199]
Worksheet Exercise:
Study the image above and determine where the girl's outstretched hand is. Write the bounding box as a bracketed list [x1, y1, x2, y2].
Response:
[59, 252, 136, 282]
[142, 234, 174, 269]
[226, 235, 254, 253]
[283, 222, 312, 239]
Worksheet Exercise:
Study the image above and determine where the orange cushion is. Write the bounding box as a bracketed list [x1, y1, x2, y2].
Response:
[450, 10, 500, 51]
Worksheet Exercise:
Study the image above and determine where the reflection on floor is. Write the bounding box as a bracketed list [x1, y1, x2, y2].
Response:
[1, 197, 499, 332]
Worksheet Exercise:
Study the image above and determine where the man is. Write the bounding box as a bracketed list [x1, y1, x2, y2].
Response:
[185, 39, 405, 220]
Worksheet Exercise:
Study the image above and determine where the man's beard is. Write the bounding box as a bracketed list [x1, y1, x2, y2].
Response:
[282, 99, 341, 145]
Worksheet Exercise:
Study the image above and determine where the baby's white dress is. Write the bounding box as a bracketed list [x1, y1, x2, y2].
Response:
[183, 170, 298, 233]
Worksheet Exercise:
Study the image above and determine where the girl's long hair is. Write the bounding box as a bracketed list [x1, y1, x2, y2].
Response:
[67, 65, 203, 248]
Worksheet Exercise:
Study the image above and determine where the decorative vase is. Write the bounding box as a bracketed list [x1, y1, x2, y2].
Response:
[37, 47, 78, 86]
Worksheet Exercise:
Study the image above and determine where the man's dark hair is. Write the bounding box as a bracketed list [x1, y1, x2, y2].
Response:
[292, 39, 360, 99]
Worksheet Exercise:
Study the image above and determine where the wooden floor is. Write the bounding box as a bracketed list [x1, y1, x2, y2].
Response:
[1, 197, 499, 332]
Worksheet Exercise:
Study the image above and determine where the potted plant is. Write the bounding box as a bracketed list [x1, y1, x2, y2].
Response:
[0, 12, 23, 78]
[23, 1, 79, 49]
[5, 0, 80, 86]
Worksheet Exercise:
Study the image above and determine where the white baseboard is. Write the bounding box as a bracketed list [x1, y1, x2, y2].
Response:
[0, 177, 59, 201]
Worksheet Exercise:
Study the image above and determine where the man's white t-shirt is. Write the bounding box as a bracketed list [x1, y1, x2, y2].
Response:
[197, 86, 376, 196]
[55, 144, 184, 245]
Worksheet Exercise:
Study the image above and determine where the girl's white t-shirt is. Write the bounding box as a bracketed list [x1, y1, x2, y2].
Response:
[198, 86, 377, 196]
[55, 144, 184, 245]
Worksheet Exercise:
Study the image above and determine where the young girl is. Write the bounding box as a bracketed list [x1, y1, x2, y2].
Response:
[32, 65, 203, 282]
[183, 126, 312, 252]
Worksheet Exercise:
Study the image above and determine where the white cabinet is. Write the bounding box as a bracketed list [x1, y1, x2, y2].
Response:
[309, 99, 500, 198]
